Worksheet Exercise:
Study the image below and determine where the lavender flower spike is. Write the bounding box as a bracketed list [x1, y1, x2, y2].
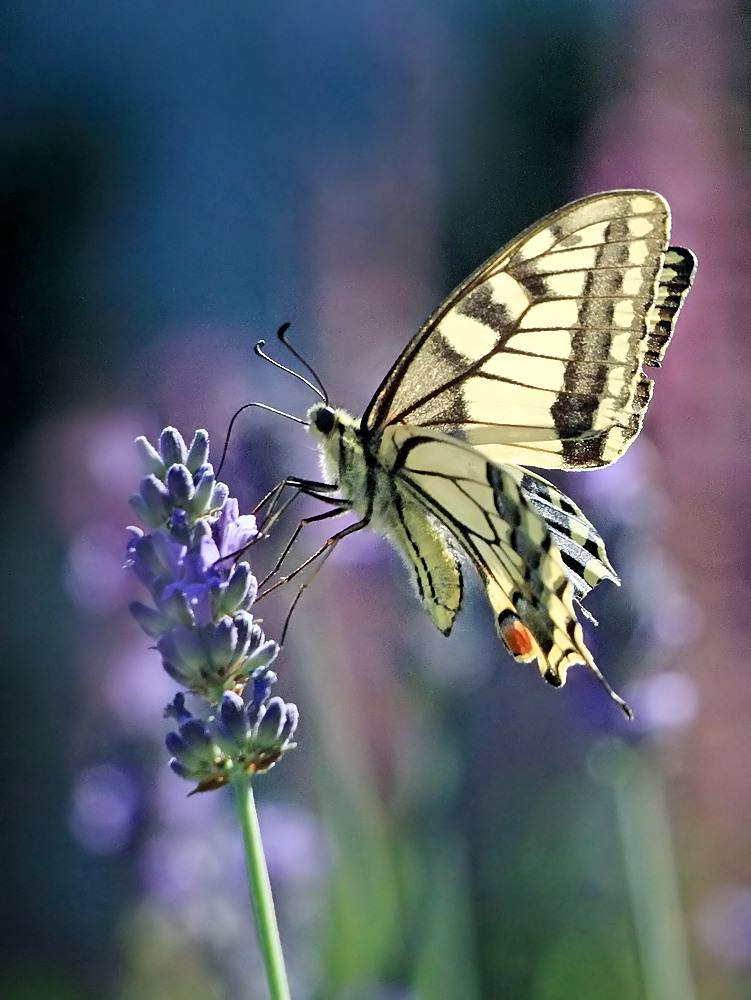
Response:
[126, 427, 297, 791]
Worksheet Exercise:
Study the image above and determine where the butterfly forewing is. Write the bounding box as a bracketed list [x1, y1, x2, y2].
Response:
[363, 191, 695, 471]
[644, 246, 695, 366]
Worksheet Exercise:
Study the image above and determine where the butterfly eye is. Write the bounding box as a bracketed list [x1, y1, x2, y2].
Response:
[314, 407, 337, 435]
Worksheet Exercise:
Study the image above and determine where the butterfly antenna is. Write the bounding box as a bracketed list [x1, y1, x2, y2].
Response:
[215, 401, 307, 477]
[254, 323, 328, 404]
[277, 322, 329, 404]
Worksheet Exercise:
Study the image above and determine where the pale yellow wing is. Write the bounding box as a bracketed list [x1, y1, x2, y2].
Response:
[382, 425, 630, 714]
[363, 191, 695, 470]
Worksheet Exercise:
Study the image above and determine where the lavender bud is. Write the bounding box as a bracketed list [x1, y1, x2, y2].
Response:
[185, 430, 210, 472]
[159, 427, 188, 467]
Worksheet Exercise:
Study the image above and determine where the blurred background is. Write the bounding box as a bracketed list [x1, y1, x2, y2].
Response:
[2, 0, 749, 997]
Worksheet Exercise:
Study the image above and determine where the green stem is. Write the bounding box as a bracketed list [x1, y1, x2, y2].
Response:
[612, 745, 696, 1000]
[230, 772, 292, 1000]
[591, 739, 696, 1000]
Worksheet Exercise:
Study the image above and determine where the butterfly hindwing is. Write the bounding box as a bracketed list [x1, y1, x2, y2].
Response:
[513, 467, 619, 599]
[380, 481, 463, 635]
[382, 426, 628, 700]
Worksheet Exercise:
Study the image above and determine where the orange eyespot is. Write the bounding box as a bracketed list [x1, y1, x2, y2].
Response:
[498, 613, 536, 662]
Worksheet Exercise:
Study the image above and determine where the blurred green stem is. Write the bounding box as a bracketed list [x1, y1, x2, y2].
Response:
[231, 772, 292, 1000]
[606, 741, 696, 1000]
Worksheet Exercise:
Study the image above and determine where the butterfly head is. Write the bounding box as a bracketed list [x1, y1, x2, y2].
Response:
[307, 403, 338, 438]
[306, 403, 362, 493]
[307, 403, 358, 442]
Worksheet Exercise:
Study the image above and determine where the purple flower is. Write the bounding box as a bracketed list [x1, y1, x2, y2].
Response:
[127, 454, 272, 697]
[163, 669, 298, 793]
[126, 427, 295, 789]
[212, 497, 257, 558]
[129, 428, 230, 530]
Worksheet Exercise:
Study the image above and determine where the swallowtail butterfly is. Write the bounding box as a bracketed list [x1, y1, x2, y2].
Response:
[271, 191, 695, 716]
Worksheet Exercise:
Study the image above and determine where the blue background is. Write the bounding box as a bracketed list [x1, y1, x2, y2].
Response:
[2, 2, 749, 998]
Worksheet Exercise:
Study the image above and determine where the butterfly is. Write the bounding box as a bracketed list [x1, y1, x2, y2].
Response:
[264, 190, 695, 717]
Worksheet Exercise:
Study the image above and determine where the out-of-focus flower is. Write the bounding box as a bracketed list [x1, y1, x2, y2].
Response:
[125, 427, 297, 791]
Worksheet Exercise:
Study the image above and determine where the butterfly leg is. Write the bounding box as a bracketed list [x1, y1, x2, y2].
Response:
[275, 516, 370, 644]
[253, 476, 341, 537]
[254, 475, 351, 588]
[214, 477, 344, 571]
[259, 505, 356, 592]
